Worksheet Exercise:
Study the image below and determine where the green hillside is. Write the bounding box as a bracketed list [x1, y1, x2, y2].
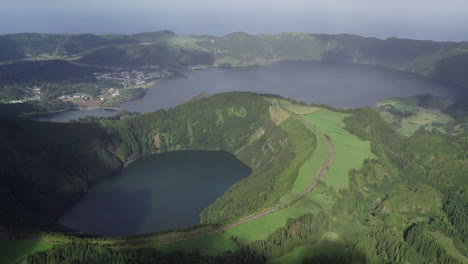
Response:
[0, 116, 122, 224]
[1, 31, 468, 90]
[76, 41, 213, 68]
[1, 93, 466, 263]
[0, 92, 312, 227]
[0, 33, 137, 61]
[376, 95, 459, 136]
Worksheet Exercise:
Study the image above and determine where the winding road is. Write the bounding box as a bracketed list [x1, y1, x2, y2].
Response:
[126, 103, 334, 245]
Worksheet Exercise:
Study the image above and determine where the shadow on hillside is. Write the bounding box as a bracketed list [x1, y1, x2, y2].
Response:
[302, 250, 369, 264]
[58, 189, 152, 237]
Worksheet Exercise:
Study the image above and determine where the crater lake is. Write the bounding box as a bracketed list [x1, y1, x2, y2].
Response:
[58, 150, 251, 237]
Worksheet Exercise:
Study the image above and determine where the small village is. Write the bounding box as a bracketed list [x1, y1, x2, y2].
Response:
[54, 69, 173, 107]
[93, 69, 171, 87]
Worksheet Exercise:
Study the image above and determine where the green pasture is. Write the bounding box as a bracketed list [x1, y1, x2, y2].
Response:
[303, 109, 375, 191]
[0, 239, 54, 264]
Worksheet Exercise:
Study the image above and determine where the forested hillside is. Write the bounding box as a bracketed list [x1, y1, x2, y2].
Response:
[0, 33, 137, 61]
[101, 92, 315, 223]
[0, 92, 466, 263]
[0, 92, 314, 228]
[77, 42, 213, 68]
[0, 117, 121, 224]
[14, 96, 467, 264]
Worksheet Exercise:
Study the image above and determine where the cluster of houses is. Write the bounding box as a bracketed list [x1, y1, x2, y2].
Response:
[50, 69, 173, 105]
[32, 87, 42, 94]
[107, 88, 120, 96]
[93, 69, 170, 87]
[58, 94, 94, 101]
[57, 87, 122, 104]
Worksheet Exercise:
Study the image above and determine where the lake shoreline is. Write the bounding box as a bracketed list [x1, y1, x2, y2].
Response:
[25, 60, 466, 122]
[122, 60, 465, 113]
[20, 106, 122, 118]
[58, 150, 251, 237]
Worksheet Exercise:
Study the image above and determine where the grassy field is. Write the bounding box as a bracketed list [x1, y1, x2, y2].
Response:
[427, 231, 468, 263]
[167, 36, 209, 52]
[400, 110, 454, 136]
[289, 126, 328, 195]
[377, 97, 420, 114]
[152, 183, 337, 254]
[269, 232, 347, 264]
[269, 105, 291, 125]
[224, 184, 336, 244]
[155, 232, 238, 255]
[302, 109, 375, 191]
[0, 239, 55, 264]
[377, 97, 456, 136]
[278, 99, 321, 115]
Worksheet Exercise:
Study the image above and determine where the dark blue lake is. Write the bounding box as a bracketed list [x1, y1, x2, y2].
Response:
[58, 151, 251, 237]
[31, 61, 465, 122]
[122, 61, 465, 112]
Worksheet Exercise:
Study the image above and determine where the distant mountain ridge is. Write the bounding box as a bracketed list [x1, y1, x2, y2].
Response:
[1, 30, 467, 90]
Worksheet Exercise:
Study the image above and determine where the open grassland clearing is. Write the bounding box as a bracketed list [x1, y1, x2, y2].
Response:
[377, 96, 456, 136]
[154, 233, 238, 255]
[303, 109, 375, 191]
[269, 104, 290, 125]
[288, 126, 328, 196]
[223, 184, 336, 244]
[0, 239, 55, 264]
[167, 36, 209, 52]
[268, 232, 347, 264]
[379, 184, 441, 215]
[399, 110, 455, 136]
[377, 97, 420, 113]
[277, 99, 321, 115]
[427, 231, 468, 263]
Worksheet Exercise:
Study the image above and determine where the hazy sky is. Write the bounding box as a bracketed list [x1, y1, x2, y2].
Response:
[1, 0, 467, 41]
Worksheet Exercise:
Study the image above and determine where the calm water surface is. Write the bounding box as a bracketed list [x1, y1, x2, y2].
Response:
[30, 61, 465, 122]
[122, 61, 465, 112]
[28, 108, 119, 123]
[59, 151, 251, 237]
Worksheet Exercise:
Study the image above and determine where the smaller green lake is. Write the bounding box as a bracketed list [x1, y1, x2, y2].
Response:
[58, 151, 251, 237]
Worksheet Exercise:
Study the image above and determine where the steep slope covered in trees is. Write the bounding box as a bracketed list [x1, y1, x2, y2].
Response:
[19, 102, 468, 264]
[0, 92, 314, 229]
